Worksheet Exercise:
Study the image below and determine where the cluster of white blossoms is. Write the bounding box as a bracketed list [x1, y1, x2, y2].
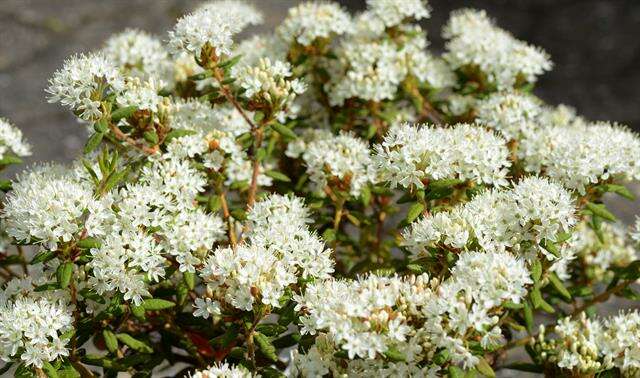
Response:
[535, 311, 640, 376]
[102, 29, 172, 84]
[3, 164, 94, 250]
[403, 176, 576, 260]
[0, 278, 72, 368]
[168, 2, 261, 59]
[236, 58, 306, 118]
[443, 9, 552, 90]
[519, 121, 640, 193]
[0, 118, 31, 160]
[571, 222, 638, 282]
[294, 250, 530, 371]
[277, 2, 353, 46]
[365, 0, 431, 28]
[85, 154, 225, 304]
[475, 91, 542, 141]
[198, 194, 333, 312]
[117, 77, 167, 115]
[46, 53, 124, 121]
[374, 122, 511, 189]
[301, 131, 376, 196]
[190, 363, 251, 378]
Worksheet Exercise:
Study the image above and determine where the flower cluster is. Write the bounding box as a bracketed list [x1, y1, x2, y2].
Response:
[443, 9, 552, 90]
[301, 131, 376, 196]
[519, 121, 640, 193]
[46, 53, 124, 121]
[0, 277, 72, 368]
[0, 118, 31, 160]
[403, 176, 576, 261]
[277, 2, 353, 46]
[374, 122, 511, 189]
[535, 311, 640, 376]
[199, 194, 333, 312]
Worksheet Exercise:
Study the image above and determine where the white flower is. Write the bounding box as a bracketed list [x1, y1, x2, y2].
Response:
[168, 6, 241, 58]
[374, 123, 511, 189]
[403, 176, 576, 259]
[236, 58, 306, 116]
[302, 132, 376, 196]
[277, 2, 353, 46]
[326, 39, 406, 105]
[117, 77, 166, 114]
[443, 9, 552, 90]
[200, 194, 333, 311]
[102, 28, 172, 83]
[195, 0, 263, 31]
[475, 91, 542, 140]
[46, 53, 124, 121]
[193, 297, 221, 319]
[366, 0, 431, 28]
[191, 362, 252, 378]
[600, 311, 640, 374]
[519, 121, 640, 194]
[3, 164, 95, 250]
[0, 117, 31, 160]
[0, 282, 73, 368]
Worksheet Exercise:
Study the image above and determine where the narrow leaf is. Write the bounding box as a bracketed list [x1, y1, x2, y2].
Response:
[405, 202, 425, 224]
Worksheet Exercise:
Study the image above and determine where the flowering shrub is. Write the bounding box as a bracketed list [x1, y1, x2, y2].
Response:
[1, 1, 639, 377]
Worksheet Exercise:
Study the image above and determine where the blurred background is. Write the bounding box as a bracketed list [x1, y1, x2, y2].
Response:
[1, 0, 639, 165]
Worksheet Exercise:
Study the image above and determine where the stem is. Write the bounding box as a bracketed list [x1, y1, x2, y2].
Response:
[109, 124, 158, 155]
[246, 127, 264, 209]
[332, 197, 345, 251]
[219, 191, 237, 249]
[17, 245, 28, 275]
[571, 280, 632, 315]
[212, 68, 256, 131]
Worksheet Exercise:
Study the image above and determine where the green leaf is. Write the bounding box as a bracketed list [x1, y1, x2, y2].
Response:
[430, 178, 464, 188]
[531, 258, 542, 282]
[116, 333, 153, 353]
[0, 155, 23, 166]
[406, 263, 425, 274]
[548, 272, 571, 301]
[131, 304, 146, 320]
[141, 298, 176, 311]
[265, 170, 291, 182]
[523, 301, 534, 333]
[433, 350, 450, 365]
[111, 106, 137, 121]
[84, 132, 104, 154]
[207, 195, 221, 213]
[42, 361, 58, 378]
[93, 119, 108, 133]
[596, 184, 635, 200]
[0, 179, 12, 192]
[143, 130, 159, 145]
[31, 250, 56, 264]
[256, 323, 287, 337]
[540, 239, 561, 258]
[405, 202, 425, 224]
[253, 111, 265, 123]
[530, 286, 555, 313]
[77, 237, 101, 249]
[219, 54, 242, 69]
[448, 366, 464, 378]
[103, 329, 119, 353]
[254, 332, 278, 362]
[383, 346, 405, 362]
[231, 208, 247, 221]
[475, 357, 495, 378]
[585, 202, 617, 222]
[15, 363, 35, 378]
[322, 228, 336, 243]
[183, 271, 196, 290]
[556, 231, 572, 243]
[56, 262, 73, 289]
[271, 123, 297, 139]
[79, 288, 104, 303]
[188, 71, 212, 81]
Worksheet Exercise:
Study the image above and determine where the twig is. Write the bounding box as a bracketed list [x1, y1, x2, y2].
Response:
[219, 191, 237, 249]
[109, 124, 158, 155]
